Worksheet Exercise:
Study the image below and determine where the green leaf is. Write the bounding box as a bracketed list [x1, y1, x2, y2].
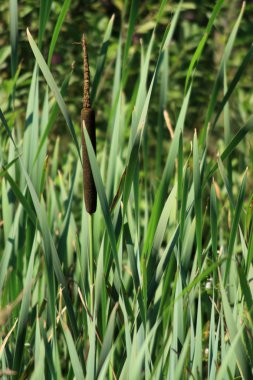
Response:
[47, 0, 71, 66]
[184, 0, 224, 92]
[33, 70, 72, 164]
[219, 273, 250, 379]
[201, 1, 245, 143]
[216, 324, 245, 380]
[192, 291, 202, 378]
[0, 107, 16, 147]
[143, 86, 192, 257]
[122, 0, 139, 68]
[210, 182, 218, 259]
[26, 29, 81, 160]
[193, 130, 202, 267]
[13, 236, 36, 375]
[0, 206, 22, 294]
[225, 170, 247, 282]
[10, 0, 18, 78]
[38, 0, 52, 47]
[61, 321, 85, 380]
[213, 44, 253, 130]
[207, 115, 253, 180]
[3, 169, 36, 226]
[97, 303, 118, 376]
[91, 14, 115, 104]
[83, 126, 120, 276]
[18, 157, 78, 338]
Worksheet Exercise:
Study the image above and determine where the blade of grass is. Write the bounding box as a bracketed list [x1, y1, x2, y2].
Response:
[122, 0, 139, 68]
[143, 86, 191, 257]
[201, 1, 245, 143]
[83, 125, 120, 276]
[0, 205, 22, 294]
[91, 14, 115, 105]
[33, 70, 72, 164]
[212, 44, 253, 130]
[225, 169, 247, 283]
[193, 130, 202, 267]
[219, 272, 250, 379]
[13, 235, 36, 375]
[192, 291, 202, 378]
[47, 0, 71, 66]
[216, 324, 245, 380]
[61, 320, 85, 380]
[26, 29, 81, 160]
[184, 0, 224, 92]
[38, 0, 52, 47]
[9, 0, 18, 79]
[207, 114, 253, 180]
[210, 182, 218, 260]
[0, 107, 16, 146]
[18, 157, 78, 338]
[97, 303, 118, 376]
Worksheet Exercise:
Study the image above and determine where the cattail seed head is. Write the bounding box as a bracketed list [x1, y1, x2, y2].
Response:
[81, 109, 97, 213]
[81, 34, 97, 214]
[82, 34, 91, 109]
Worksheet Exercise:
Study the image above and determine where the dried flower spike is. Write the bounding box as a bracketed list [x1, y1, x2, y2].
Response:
[81, 34, 97, 214]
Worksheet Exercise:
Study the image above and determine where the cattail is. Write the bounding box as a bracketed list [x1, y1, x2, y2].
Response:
[81, 34, 97, 214]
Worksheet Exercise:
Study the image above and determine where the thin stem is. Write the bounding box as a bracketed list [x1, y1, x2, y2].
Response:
[89, 214, 94, 312]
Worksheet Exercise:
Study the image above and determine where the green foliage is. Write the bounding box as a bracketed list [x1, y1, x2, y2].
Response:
[1, 0, 253, 379]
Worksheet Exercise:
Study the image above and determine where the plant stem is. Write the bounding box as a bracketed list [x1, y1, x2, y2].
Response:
[89, 214, 94, 312]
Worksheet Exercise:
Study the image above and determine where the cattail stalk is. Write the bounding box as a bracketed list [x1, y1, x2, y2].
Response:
[81, 34, 97, 214]
[81, 34, 97, 313]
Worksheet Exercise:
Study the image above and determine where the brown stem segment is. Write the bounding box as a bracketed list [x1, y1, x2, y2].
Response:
[81, 34, 97, 214]
[81, 108, 97, 214]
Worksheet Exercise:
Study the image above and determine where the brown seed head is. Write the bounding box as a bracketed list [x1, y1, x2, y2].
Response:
[82, 34, 91, 109]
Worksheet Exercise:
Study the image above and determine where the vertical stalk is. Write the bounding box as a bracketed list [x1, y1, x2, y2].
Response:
[89, 214, 94, 312]
[81, 34, 96, 312]
[81, 34, 97, 214]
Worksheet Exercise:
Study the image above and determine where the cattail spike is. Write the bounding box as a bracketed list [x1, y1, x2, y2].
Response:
[81, 34, 97, 214]
[82, 34, 91, 109]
